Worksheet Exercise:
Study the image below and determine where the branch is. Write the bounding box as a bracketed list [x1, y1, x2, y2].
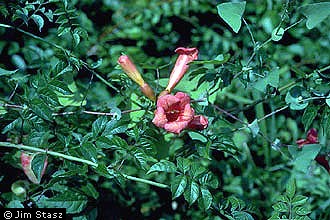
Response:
[0, 103, 143, 116]
[257, 106, 288, 122]
[0, 142, 169, 189]
[212, 104, 247, 125]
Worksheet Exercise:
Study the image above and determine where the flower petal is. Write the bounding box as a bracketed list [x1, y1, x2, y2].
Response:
[175, 47, 198, 60]
[175, 92, 191, 107]
[164, 121, 190, 134]
[152, 107, 167, 128]
[157, 94, 180, 111]
[306, 128, 318, 143]
[165, 47, 198, 92]
[179, 103, 194, 121]
[188, 115, 208, 130]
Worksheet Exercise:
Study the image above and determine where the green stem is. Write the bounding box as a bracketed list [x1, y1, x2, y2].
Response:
[121, 174, 169, 188]
[319, 65, 330, 72]
[0, 23, 66, 53]
[0, 142, 169, 189]
[82, 63, 119, 92]
[0, 141, 97, 166]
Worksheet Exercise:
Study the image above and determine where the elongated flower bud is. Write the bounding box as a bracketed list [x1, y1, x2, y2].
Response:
[165, 47, 198, 93]
[118, 55, 156, 101]
[140, 82, 156, 101]
[118, 55, 145, 87]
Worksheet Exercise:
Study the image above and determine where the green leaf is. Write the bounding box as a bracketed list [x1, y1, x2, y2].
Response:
[102, 119, 127, 136]
[288, 144, 322, 172]
[198, 187, 212, 210]
[326, 96, 330, 107]
[292, 195, 308, 206]
[11, 54, 26, 70]
[0, 105, 7, 115]
[286, 178, 296, 199]
[94, 164, 115, 179]
[252, 69, 279, 92]
[95, 136, 118, 149]
[171, 175, 187, 199]
[91, 59, 103, 69]
[295, 206, 311, 215]
[188, 131, 207, 143]
[272, 202, 288, 212]
[271, 27, 285, 41]
[29, 98, 53, 121]
[0, 67, 18, 76]
[300, 2, 330, 29]
[92, 116, 108, 138]
[302, 105, 319, 131]
[285, 86, 309, 110]
[31, 14, 44, 32]
[147, 160, 177, 174]
[133, 149, 155, 170]
[248, 119, 259, 138]
[44, 9, 53, 22]
[43, 191, 88, 214]
[108, 136, 129, 149]
[130, 93, 145, 122]
[183, 180, 199, 205]
[48, 80, 72, 95]
[232, 211, 254, 220]
[81, 182, 99, 200]
[79, 142, 98, 163]
[321, 107, 330, 136]
[199, 172, 219, 189]
[277, 195, 290, 204]
[39, 88, 60, 106]
[73, 32, 80, 47]
[6, 200, 24, 208]
[177, 157, 191, 174]
[217, 1, 246, 33]
[31, 154, 47, 183]
[190, 162, 206, 179]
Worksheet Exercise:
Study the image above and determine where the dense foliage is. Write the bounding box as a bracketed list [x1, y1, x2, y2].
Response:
[0, 0, 330, 219]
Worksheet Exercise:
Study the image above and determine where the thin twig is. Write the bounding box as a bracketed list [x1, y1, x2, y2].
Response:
[212, 104, 247, 125]
[81, 109, 142, 116]
[284, 18, 304, 31]
[242, 17, 255, 46]
[82, 63, 119, 92]
[1, 103, 25, 109]
[257, 106, 288, 122]
[8, 83, 19, 101]
[1, 102, 143, 116]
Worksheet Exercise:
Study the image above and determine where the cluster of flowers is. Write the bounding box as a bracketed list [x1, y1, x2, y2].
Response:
[118, 47, 208, 134]
[19, 47, 209, 184]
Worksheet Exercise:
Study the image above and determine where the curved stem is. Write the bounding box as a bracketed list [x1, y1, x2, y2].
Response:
[0, 142, 169, 189]
[0, 23, 66, 53]
[0, 141, 98, 166]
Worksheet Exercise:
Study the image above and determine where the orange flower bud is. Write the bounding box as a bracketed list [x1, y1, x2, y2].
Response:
[158, 90, 170, 98]
[140, 82, 156, 101]
[118, 55, 145, 86]
[165, 47, 198, 93]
